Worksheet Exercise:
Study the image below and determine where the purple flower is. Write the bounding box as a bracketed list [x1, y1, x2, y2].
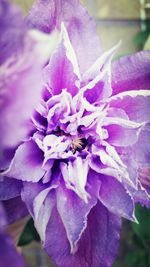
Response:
[0, 0, 57, 169]
[1, 0, 150, 266]
[0, 0, 58, 221]
[0, 202, 25, 267]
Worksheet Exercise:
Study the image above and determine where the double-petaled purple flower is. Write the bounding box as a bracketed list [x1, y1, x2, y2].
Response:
[1, 0, 150, 266]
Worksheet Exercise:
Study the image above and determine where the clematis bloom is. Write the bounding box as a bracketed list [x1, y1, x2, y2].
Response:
[1, 0, 150, 267]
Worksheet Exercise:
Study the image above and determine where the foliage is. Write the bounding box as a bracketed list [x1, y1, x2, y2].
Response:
[18, 218, 40, 246]
[133, 20, 150, 50]
[113, 205, 150, 267]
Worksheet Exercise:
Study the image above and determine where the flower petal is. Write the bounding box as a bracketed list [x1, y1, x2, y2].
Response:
[0, 177, 22, 200]
[0, 233, 25, 267]
[35, 191, 56, 243]
[123, 125, 150, 198]
[27, 0, 102, 74]
[2, 197, 28, 225]
[33, 186, 57, 242]
[108, 90, 150, 123]
[103, 113, 143, 147]
[44, 202, 121, 267]
[0, 202, 7, 229]
[43, 25, 79, 96]
[99, 175, 136, 221]
[0, 201, 25, 267]
[132, 123, 150, 167]
[0, 0, 26, 64]
[0, 6, 58, 170]
[21, 181, 57, 243]
[56, 183, 97, 253]
[82, 42, 120, 103]
[60, 157, 89, 202]
[5, 140, 45, 182]
[112, 51, 150, 95]
[21, 182, 45, 215]
[131, 182, 150, 208]
[116, 124, 150, 188]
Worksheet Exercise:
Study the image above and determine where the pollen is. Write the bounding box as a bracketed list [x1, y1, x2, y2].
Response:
[71, 137, 88, 154]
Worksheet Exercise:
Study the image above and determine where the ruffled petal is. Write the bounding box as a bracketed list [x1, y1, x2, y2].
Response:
[91, 144, 132, 187]
[33, 187, 57, 243]
[99, 175, 136, 221]
[131, 182, 150, 208]
[138, 167, 150, 194]
[99, 104, 144, 147]
[133, 123, 150, 167]
[27, 0, 102, 74]
[43, 24, 79, 96]
[117, 123, 150, 185]
[45, 202, 121, 267]
[106, 123, 142, 147]
[21, 181, 57, 243]
[108, 90, 150, 123]
[112, 51, 150, 95]
[82, 42, 120, 103]
[103, 109, 144, 147]
[4, 140, 45, 182]
[56, 183, 97, 253]
[60, 157, 89, 202]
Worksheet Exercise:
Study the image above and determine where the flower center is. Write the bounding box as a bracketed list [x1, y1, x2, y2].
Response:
[51, 126, 66, 136]
[71, 137, 88, 154]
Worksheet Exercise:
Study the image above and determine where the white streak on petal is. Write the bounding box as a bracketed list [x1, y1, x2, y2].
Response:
[82, 41, 121, 81]
[60, 158, 90, 203]
[106, 90, 150, 102]
[33, 188, 51, 221]
[61, 23, 81, 80]
[104, 142, 127, 168]
[103, 117, 145, 128]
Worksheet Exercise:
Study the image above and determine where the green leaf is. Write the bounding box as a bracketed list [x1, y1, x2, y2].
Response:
[133, 31, 149, 49]
[125, 251, 139, 267]
[18, 218, 40, 246]
[125, 250, 149, 267]
[132, 205, 150, 244]
[114, 205, 150, 266]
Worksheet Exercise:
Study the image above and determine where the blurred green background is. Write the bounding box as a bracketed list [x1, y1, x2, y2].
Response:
[12, 0, 150, 266]
[12, 0, 150, 52]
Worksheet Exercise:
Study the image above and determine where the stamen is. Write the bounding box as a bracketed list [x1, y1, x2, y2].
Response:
[71, 137, 88, 154]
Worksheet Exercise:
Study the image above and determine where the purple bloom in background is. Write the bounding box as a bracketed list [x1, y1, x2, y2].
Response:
[1, 0, 150, 267]
[0, 0, 58, 221]
[0, 202, 25, 267]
